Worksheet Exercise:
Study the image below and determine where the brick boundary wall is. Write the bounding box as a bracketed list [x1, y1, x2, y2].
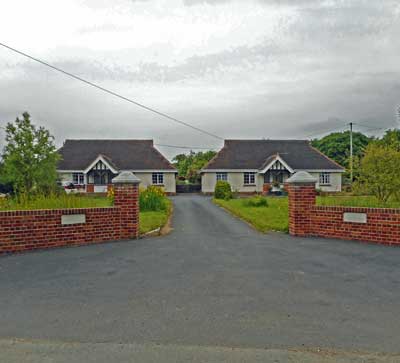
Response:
[287, 172, 400, 246]
[0, 172, 140, 254]
[309, 206, 400, 245]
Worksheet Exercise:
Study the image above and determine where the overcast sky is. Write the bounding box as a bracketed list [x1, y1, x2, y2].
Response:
[1, 0, 399, 157]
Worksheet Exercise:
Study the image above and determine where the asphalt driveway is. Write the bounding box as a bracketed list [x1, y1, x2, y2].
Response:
[1, 195, 400, 361]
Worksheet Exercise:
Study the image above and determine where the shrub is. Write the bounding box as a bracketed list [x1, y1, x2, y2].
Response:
[243, 196, 269, 208]
[107, 187, 115, 204]
[0, 195, 10, 210]
[214, 181, 233, 200]
[139, 186, 168, 211]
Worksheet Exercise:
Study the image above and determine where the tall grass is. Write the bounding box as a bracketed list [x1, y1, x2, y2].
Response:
[139, 187, 171, 234]
[0, 186, 171, 212]
[0, 193, 111, 211]
[139, 186, 168, 211]
[317, 195, 400, 208]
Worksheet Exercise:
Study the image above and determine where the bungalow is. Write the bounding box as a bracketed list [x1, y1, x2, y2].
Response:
[201, 139, 344, 194]
[57, 139, 177, 194]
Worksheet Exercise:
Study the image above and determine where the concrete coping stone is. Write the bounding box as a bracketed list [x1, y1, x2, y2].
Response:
[287, 171, 317, 184]
[112, 171, 141, 184]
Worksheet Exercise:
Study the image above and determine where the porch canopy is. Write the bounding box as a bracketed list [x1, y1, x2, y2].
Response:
[84, 155, 118, 187]
[258, 154, 293, 184]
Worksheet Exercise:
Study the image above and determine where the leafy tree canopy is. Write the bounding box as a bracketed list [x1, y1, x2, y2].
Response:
[355, 143, 400, 202]
[172, 150, 216, 183]
[311, 131, 372, 169]
[0, 112, 60, 195]
[374, 129, 400, 151]
[0, 161, 12, 194]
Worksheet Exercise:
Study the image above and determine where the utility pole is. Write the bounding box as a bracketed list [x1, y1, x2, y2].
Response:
[398, 106, 400, 127]
[350, 122, 353, 183]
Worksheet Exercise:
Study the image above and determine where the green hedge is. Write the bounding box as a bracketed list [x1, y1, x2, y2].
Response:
[214, 181, 233, 200]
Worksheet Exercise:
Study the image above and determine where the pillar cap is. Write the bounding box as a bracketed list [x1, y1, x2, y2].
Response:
[112, 171, 141, 184]
[287, 171, 317, 184]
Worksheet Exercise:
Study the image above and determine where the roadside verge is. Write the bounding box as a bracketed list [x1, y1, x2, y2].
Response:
[140, 199, 173, 237]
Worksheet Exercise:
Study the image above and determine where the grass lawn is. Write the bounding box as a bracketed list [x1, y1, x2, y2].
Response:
[214, 194, 400, 234]
[213, 197, 289, 233]
[140, 199, 172, 235]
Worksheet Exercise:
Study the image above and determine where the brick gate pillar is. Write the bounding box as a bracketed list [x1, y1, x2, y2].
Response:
[112, 171, 141, 240]
[287, 171, 317, 237]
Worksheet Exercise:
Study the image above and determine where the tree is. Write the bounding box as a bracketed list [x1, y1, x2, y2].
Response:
[311, 131, 372, 170]
[0, 112, 60, 195]
[173, 152, 194, 178]
[172, 150, 216, 183]
[355, 143, 400, 202]
[375, 129, 400, 151]
[0, 161, 13, 194]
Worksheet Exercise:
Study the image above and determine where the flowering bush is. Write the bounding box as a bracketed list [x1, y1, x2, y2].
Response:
[107, 187, 115, 204]
[140, 186, 168, 211]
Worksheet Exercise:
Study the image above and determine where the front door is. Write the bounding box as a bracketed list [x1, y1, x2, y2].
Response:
[264, 171, 286, 184]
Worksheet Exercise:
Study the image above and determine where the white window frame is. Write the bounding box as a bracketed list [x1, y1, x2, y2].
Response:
[152, 172, 164, 185]
[216, 172, 228, 182]
[244, 172, 256, 185]
[72, 172, 84, 185]
[319, 172, 331, 186]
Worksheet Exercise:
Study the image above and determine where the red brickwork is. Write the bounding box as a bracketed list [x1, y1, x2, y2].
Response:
[0, 183, 139, 254]
[262, 183, 271, 195]
[309, 206, 400, 245]
[288, 180, 400, 245]
[287, 183, 316, 236]
[86, 184, 94, 193]
[114, 183, 140, 240]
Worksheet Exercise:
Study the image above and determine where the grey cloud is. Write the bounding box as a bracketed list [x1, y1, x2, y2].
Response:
[80, 0, 147, 9]
[291, 1, 399, 39]
[131, 42, 278, 82]
[184, 0, 329, 7]
[6, 40, 278, 84]
[1, 67, 399, 158]
[78, 24, 134, 35]
[183, 0, 230, 6]
[2, 0, 400, 157]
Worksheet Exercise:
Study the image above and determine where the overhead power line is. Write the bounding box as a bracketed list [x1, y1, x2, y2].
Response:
[305, 124, 348, 139]
[397, 106, 400, 126]
[305, 119, 395, 140]
[352, 122, 384, 131]
[0, 42, 223, 141]
[352, 123, 387, 133]
[349, 122, 353, 183]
